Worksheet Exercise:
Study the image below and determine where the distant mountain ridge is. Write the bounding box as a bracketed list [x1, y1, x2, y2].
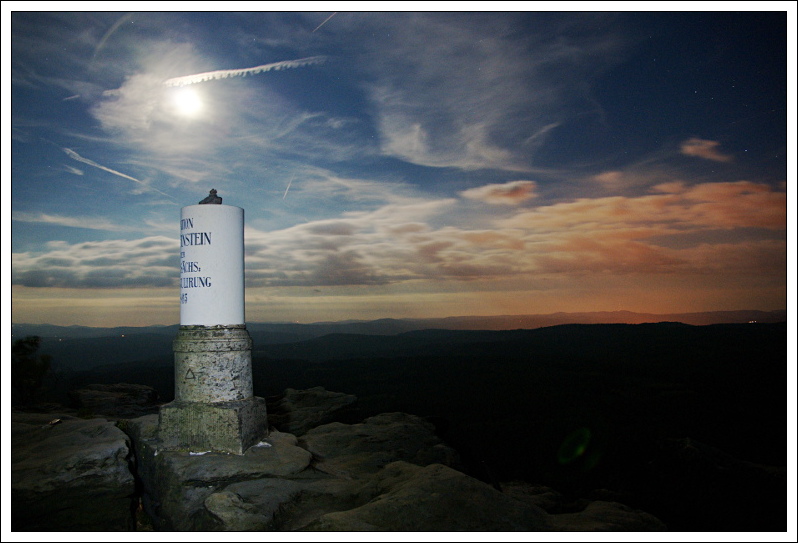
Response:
[12, 309, 787, 339]
[12, 309, 787, 374]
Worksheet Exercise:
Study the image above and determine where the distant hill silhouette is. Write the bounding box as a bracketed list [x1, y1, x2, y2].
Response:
[13, 308, 786, 343]
[13, 308, 786, 376]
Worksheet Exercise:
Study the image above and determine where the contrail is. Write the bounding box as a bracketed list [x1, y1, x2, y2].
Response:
[163, 56, 327, 88]
[91, 13, 133, 66]
[283, 174, 295, 199]
[62, 147, 178, 202]
[312, 12, 337, 33]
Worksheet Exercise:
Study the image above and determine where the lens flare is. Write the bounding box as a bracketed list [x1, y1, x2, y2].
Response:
[557, 426, 592, 465]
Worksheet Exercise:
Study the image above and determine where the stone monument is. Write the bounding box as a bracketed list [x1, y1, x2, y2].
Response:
[158, 189, 268, 454]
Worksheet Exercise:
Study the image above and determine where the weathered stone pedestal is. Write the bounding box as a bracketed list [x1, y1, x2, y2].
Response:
[159, 398, 268, 455]
[159, 325, 268, 454]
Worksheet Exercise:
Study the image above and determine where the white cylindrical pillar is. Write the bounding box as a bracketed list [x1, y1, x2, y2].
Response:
[179, 204, 245, 326]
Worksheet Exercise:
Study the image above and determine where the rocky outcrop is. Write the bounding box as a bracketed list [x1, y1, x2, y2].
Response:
[187, 418, 665, 532]
[11, 412, 136, 531]
[68, 383, 160, 418]
[548, 500, 666, 531]
[197, 475, 365, 531]
[124, 400, 665, 532]
[12, 385, 670, 532]
[120, 414, 313, 531]
[266, 386, 357, 436]
[124, 406, 463, 531]
[300, 412, 461, 477]
[303, 461, 551, 531]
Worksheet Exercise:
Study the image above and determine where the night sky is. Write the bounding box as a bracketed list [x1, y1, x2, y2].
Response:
[7, 9, 791, 326]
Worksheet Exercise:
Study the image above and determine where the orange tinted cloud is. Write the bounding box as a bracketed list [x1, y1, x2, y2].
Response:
[503, 181, 785, 232]
[532, 232, 785, 277]
[497, 180, 785, 279]
[653, 181, 787, 229]
[680, 137, 733, 162]
[533, 235, 686, 275]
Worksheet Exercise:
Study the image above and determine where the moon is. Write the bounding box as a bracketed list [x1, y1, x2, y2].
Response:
[171, 87, 203, 117]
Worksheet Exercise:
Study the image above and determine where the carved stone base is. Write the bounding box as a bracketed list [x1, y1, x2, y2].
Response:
[158, 397, 268, 455]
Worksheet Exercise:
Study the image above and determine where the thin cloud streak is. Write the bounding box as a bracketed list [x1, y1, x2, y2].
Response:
[359, 13, 627, 171]
[61, 147, 178, 202]
[312, 12, 337, 33]
[460, 181, 538, 205]
[283, 174, 295, 199]
[91, 13, 134, 66]
[12, 211, 127, 231]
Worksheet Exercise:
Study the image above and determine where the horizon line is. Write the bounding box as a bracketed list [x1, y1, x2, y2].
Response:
[10, 308, 788, 329]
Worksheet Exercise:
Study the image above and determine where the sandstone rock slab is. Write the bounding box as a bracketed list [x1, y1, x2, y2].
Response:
[303, 461, 551, 531]
[11, 413, 136, 531]
[121, 414, 313, 530]
[199, 477, 362, 531]
[501, 481, 566, 512]
[300, 412, 460, 478]
[548, 500, 667, 531]
[268, 386, 358, 436]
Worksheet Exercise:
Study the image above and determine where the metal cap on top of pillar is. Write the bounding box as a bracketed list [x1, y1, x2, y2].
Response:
[158, 189, 268, 455]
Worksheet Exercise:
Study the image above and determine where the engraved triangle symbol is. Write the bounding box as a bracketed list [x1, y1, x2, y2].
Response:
[185, 369, 196, 380]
